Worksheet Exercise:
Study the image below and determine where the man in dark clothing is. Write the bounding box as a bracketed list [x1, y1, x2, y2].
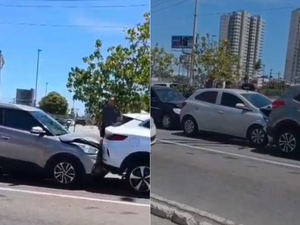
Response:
[241, 76, 256, 91]
[99, 97, 121, 138]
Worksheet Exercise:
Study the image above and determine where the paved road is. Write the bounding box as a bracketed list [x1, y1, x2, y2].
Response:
[0, 179, 149, 225]
[152, 129, 300, 225]
[151, 215, 175, 225]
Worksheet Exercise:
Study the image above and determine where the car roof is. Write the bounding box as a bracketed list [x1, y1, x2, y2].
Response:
[195, 88, 257, 95]
[0, 103, 42, 112]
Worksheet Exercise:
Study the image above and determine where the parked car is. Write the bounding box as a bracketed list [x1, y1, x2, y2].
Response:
[180, 88, 272, 148]
[0, 103, 99, 185]
[101, 113, 151, 193]
[76, 119, 86, 126]
[266, 85, 300, 153]
[151, 85, 186, 129]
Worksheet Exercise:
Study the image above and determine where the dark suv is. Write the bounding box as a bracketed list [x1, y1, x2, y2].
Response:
[267, 86, 300, 154]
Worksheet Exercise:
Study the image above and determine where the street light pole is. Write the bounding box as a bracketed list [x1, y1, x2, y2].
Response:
[189, 0, 199, 86]
[34, 49, 42, 107]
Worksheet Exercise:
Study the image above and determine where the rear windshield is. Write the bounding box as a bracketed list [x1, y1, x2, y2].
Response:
[112, 116, 133, 127]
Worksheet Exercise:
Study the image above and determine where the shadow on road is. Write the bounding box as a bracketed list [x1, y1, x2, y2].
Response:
[251, 147, 300, 161]
[0, 175, 149, 201]
[169, 131, 250, 149]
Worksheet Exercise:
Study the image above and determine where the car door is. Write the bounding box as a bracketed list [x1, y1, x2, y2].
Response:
[0, 108, 53, 167]
[216, 92, 250, 137]
[192, 90, 219, 132]
[150, 89, 162, 123]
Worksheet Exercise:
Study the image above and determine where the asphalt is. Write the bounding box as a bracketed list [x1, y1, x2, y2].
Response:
[151, 215, 175, 225]
[152, 129, 300, 225]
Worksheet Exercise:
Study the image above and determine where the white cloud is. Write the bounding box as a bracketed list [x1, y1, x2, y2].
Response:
[70, 15, 129, 35]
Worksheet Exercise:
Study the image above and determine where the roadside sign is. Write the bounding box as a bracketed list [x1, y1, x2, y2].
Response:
[171, 36, 193, 49]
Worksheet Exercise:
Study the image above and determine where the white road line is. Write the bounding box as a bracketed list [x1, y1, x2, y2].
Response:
[0, 187, 149, 207]
[157, 139, 300, 169]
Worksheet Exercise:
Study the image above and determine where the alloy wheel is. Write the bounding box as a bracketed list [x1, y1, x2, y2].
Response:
[184, 120, 195, 134]
[54, 162, 76, 184]
[162, 115, 171, 128]
[129, 166, 150, 192]
[278, 133, 297, 153]
[251, 128, 266, 144]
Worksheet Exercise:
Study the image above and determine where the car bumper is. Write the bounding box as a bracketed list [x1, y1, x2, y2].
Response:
[170, 112, 181, 127]
[264, 126, 273, 144]
[81, 155, 97, 174]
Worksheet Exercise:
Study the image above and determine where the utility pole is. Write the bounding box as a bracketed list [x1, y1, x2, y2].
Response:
[189, 0, 199, 86]
[45, 82, 48, 96]
[34, 49, 42, 107]
[277, 72, 281, 81]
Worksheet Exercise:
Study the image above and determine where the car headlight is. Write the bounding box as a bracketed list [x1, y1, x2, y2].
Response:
[74, 143, 99, 155]
[173, 108, 181, 114]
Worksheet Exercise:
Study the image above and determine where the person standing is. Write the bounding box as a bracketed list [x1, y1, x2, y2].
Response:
[241, 76, 256, 91]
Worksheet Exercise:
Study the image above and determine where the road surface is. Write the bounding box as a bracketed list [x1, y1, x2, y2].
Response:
[152, 129, 300, 225]
[151, 215, 175, 225]
[0, 176, 149, 225]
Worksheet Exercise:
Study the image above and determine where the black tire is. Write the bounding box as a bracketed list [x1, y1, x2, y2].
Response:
[182, 116, 198, 136]
[247, 125, 268, 149]
[125, 162, 150, 193]
[276, 127, 300, 154]
[49, 158, 84, 186]
[161, 114, 173, 129]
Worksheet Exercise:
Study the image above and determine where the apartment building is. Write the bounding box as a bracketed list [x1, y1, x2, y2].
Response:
[220, 11, 265, 77]
[284, 9, 300, 82]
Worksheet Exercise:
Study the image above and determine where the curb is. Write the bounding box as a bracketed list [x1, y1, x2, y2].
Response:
[151, 194, 243, 225]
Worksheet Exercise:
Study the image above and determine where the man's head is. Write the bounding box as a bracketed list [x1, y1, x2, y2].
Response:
[107, 97, 115, 107]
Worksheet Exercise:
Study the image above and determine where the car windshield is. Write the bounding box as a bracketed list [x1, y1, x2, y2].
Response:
[241, 93, 272, 108]
[30, 110, 69, 136]
[155, 88, 185, 102]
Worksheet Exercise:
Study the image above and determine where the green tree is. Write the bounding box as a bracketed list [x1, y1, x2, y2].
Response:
[196, 34, 240, 82]
[39, 92, 68, 115]
[151, 44, 175, 78]
[67, 13, 150, 114]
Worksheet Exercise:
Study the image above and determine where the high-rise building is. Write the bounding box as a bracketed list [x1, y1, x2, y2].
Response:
[219, 11, 265, 77]
[284, 9, 300, 83]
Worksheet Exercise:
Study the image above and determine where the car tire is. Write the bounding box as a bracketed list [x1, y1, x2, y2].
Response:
[247, 125, 268, 149]
[182, 116, 198, 136]
[276, 128, 300, 154]
[161, 114, 173, 129]
[125, 161, 150, 193]
[50, 159, 84, 186]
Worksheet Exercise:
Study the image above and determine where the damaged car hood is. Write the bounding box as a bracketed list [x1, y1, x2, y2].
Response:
[59, 133, 100, 148]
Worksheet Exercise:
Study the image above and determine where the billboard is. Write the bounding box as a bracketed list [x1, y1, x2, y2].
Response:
[171, 36, 193, 49]
[16, 88, 34, 106]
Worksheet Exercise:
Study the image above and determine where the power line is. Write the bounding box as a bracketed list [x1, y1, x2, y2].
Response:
[0, 21, 128, 28]
[151, 0, 189, 13]
[0, 3, 148, 8]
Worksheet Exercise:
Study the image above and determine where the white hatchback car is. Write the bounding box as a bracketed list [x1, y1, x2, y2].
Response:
[180, 89, 272, 148]
[102, 113, 152, 193]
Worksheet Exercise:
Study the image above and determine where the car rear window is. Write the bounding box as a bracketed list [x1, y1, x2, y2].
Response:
[112, 116, 133, 127]
[141, 120, 150, 129]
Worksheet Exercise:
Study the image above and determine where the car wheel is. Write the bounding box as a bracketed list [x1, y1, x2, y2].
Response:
[277, 128, 300, 154]
[247, 125, 268, 149]
[161, 114, 172, 129]
[51, 159, 83, 185]
[182, 116, 198, 136]
[126, 162, 150, 193]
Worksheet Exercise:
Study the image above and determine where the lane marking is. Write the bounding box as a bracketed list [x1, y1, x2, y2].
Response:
[0, 187, 149, 207]
[157, 139, 300, 169]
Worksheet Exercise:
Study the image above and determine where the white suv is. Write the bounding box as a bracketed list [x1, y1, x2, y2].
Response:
[102, 113, 152, 193]
[0, 103, 99, 185]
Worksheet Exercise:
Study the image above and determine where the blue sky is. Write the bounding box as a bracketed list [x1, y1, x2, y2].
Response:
[0, 0, 148, 115]
[151, 0, 299, 78]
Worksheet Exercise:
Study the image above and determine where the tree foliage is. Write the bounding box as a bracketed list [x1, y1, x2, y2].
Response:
[195, 34, 240, 82]
[151, 44, 175, 78]
[39, 92, 68, 115]
[66, 13, 150, 114]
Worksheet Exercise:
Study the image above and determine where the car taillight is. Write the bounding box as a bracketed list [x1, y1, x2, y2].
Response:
[272, 100, 285, 109]
[182, 102, 187, 108]
[107, 134, 127, 141]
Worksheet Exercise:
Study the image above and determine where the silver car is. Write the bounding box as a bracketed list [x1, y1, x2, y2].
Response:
[0, 103, 99, 185]
[180, 88, 272, 147]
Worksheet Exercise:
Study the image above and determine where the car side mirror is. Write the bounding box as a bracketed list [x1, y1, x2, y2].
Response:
[30, 126, 46, 135]
[235, 103, 250, 111]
